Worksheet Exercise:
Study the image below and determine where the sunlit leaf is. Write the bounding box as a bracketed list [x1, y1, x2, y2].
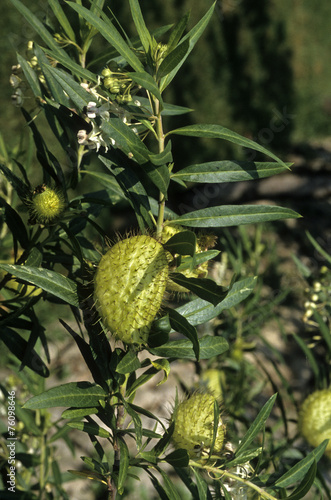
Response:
[167, 205, 301, 228]
[23, 382, 107, 409]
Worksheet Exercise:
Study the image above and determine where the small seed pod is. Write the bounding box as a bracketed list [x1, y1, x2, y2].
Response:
[170, 392, 225, 460]
[299, 389, 331, 459]
[94, 235, 169, 345]
[29, 185, 66, 225]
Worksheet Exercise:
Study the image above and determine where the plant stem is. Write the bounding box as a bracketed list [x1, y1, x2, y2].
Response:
[190, 461, 278, 500]
[154, 97, 166, 239]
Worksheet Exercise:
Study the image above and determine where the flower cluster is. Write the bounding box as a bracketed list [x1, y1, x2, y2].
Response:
[303, 266, 330, 324]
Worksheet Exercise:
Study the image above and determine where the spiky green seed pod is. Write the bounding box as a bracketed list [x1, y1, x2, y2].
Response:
[94, 235, 169, 345]
[299, 389, 331, 459]
[29, 185, 65, 224]
[160, 224, 210, 292]
[171, 392, 225, 460]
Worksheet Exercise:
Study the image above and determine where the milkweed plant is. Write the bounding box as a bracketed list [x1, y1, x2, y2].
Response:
[0, 1, 330, 499]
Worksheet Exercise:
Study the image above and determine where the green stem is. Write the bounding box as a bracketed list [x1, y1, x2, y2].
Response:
[154, 97, 166, 239]
[190, 461, 278, 500]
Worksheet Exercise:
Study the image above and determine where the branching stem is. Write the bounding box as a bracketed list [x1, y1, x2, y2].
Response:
[190, 461, 278, 500]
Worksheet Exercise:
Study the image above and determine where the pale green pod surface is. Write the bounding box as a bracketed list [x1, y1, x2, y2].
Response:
[29, 186, 66, 224]
[94, 235, 169, 345]
[299, 389, 331, 459]
[171, 392, 225, 460]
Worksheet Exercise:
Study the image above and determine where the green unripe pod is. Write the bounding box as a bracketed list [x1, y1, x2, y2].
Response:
[29, 185, 65, 224]
[171, 392, 225, 460]
[94, 235, 169, 345]
[299, 389, 331, 459]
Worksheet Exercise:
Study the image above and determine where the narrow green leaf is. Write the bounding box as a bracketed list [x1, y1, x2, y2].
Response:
[67, 2, 144, 72]
[127, 71, 163, 103]
[293, 334, 319, 381]
[35, 46, 70, 107]
[16, 54, 42, 98]
[160, 2, 216, 91]
[172, 161, 289, 183]
[116, 350, 141, 374]
[23, 382, 107, 409]
[306, 230, 331, 265]
[175, 276, 257, 325]
[90, 0, 106, 14]
[275, 440, 328, 488]
[124, 401, 143, 450]
[128, 0, 152, 52]
[0, 163, 30, 202]
[100, 118, 150, 165]
[0, 327, 49, 378]
[313, 310, 331, 352]
[43, 47, 98, 83]
[157, 39, 190, 78]
[175, 250, 220, 273]
[68, 469, 106, 483]
[80, 170, 124, 203]
[168, 124, 287, 166]
[225, 448, 263, 468]
[41, 65, 91, 110]
[48, 0, 76, 41]
[98, 153, 153, 230]
[168, 309, 200, 361]
[118, 438, 130, 494]
[88, 24, 172, 69]
[9, 0, 68, 58]
[0, 198, 29, 249]
[168, 205, 301, 228]
[163, 230, 197, 257]
[192, 468, 209, 500]
[170, 273, 227, 306]
[285, 461, 317, 500]
[62, 407, 99, 419]
[156, 467, 183, 500]
[167, 12, 190, 52]
[149, 335, 228, 360]
[67, 421, 111, 438]
[151, 358, 171, 385]
[161, 102, 193, 116]
[135, 96, 193, 116]
[148, 140, 173, 166]
[0, 264, 79, 307]
[235, 394, 277, 456]
[164, 449, 189, 468]
[144, 162, 170, 196]
[138, 450, 158, 464]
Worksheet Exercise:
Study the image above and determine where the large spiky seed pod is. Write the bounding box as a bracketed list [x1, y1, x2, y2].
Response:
[29, 185, 65, 224]
[171, 392, 225, 460]
[298, 389, 331, 459]
[94, 235, 169, 345]
[160, 224, 211, 292]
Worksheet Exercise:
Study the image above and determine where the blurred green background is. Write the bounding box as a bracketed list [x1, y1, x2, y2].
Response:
[1, 0, 331, 160]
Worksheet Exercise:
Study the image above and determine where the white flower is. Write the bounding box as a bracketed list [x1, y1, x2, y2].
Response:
[86, 101, 98, 119]
[85, 101, 110, 120]
[77, 125, 110, 153]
